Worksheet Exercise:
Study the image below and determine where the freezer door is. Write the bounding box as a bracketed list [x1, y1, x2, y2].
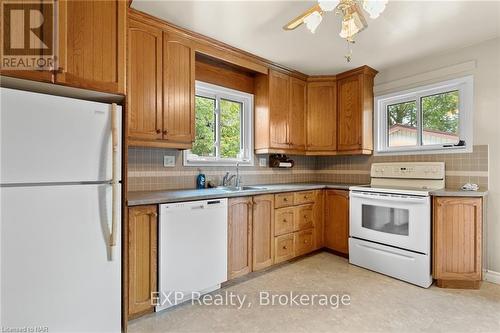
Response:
[1, 184, 121, 332]
[0, 88, 122, 184]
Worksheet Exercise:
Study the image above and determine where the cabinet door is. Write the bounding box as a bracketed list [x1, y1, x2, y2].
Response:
[313, 190, 325, 250]
[128, 205, 158, 318]
[306, 81, 337, 151]
[127, 19, 163, 141]
[252, 195, 274, 271]
[228, 197, 253, 279]
[269, 70, 290, 149]
[324, 190, 349, 254]
[289, 77, 306, 150]
[337, 75, 362, 151]
[0, 0, 54, 82]
[56, 0, 126, 94]
[163, 32, 195, 144]
[433, 197, 482, 282]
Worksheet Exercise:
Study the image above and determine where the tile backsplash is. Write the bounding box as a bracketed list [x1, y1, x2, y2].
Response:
[127, 145, 488, 192]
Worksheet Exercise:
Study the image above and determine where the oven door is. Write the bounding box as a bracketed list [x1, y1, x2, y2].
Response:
[349, 191, 430, 254]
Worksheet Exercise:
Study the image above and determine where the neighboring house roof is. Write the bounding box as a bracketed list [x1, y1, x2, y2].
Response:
[389, 124, 457, 140]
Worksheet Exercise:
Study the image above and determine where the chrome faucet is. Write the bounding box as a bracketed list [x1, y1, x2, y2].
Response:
[221, 163, 241, 187]
[235, 163, 241, 188]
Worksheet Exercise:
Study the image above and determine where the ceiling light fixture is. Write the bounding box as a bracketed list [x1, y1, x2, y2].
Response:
[284, 0, 388, 62]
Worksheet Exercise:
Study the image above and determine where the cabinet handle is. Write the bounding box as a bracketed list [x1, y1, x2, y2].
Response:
[283, 198, 288, 201]
[149, 212, 158, 217]
[163, 130, 168, 135]
[283, 245, 287, 250]
[156, 129, 161, 134]
[283, 219, 287, 223]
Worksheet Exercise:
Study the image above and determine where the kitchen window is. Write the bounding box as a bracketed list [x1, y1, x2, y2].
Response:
[184, 81, 254, 166]
[374, 76, 473, 155]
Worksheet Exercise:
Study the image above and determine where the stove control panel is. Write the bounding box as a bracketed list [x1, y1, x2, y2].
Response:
[371, 162, 445, 179]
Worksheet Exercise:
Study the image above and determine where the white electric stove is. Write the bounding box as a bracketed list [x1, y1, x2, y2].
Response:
[349, 162, 445, 288]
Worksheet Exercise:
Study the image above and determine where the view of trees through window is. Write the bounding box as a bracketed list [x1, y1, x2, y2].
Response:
[387, 90, 459, 147]
[191, 95, 242, 159]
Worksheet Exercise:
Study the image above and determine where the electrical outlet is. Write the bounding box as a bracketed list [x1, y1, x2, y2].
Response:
[259, 158, 267, 167]
[163, 155, 175, 167]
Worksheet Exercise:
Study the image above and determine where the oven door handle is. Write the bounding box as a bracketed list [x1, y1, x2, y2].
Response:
[350, 192, 428, 204]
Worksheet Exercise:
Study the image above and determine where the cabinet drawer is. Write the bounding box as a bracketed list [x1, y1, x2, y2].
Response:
[294, 191, 315, 205]
[295, 229, 314, 256]
[274, 234, 295, 264]
[275, 193, 294, 208]
[294, 204, 314, 231]
[274, 208, 295, 236]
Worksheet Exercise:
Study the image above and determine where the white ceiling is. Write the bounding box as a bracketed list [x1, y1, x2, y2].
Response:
[131, 1, 500, 75]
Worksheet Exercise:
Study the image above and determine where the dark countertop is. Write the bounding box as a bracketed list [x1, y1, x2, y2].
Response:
[127, 183, 359, 206]
[127, 183, 489, 206]
[429, 188, 489, 197]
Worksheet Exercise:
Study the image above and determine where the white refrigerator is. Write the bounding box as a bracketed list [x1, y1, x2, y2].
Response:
[0, 88, 122, 332]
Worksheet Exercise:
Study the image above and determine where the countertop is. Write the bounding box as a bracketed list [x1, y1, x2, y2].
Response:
[429, 188, 489, 197]
[127, 183, 358, 206]
[127, 183, 489, 206]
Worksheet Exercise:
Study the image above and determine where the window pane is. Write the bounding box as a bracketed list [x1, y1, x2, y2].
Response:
[192, 95, 216, 157]
[387, 101, 418, 147]
[421, 90, 459, 145]
[220, 99, 242, 159]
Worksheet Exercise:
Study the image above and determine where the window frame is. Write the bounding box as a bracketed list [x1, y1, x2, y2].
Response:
[184, 81, 254, 166]
[374, 76, 473, 155]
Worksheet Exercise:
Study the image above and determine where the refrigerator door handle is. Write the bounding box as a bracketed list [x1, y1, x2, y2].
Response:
[109, 103, 119, 260]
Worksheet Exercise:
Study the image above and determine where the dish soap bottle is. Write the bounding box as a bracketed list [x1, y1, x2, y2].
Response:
[196, 169, 206, 189]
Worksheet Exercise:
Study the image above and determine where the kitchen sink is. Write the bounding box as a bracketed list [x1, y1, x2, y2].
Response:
[218, 186, 266, 192]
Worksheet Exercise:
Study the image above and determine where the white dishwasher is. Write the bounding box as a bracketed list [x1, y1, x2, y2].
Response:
[157, 198, 228, 311]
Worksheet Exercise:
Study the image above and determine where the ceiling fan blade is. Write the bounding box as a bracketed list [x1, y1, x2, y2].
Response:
[283, 4, 322, 30]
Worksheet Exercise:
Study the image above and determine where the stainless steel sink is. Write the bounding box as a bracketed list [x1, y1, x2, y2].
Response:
[218, 186, 266, 192]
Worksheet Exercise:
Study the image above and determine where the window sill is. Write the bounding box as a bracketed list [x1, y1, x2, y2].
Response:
[374, 145, 472, 156]
[183, 159, 254, 167]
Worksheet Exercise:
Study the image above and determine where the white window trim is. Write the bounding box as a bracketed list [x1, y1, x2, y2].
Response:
[374, 75, 474, 156]
[184, 81, 254, 167]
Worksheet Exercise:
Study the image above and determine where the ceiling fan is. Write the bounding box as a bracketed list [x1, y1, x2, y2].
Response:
[283, 0, 388, 62]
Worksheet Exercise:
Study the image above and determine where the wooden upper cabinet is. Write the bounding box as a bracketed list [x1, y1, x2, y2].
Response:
[254, 70, 307, 154]
[306, 79, 337, 152]
[269, 70, 290, 149]
[163, 32, 195, 144]
[252, 195, 275, 271]
[0, 1, 54, 83]
[228, 197, 253, 280]
[127, 19, 163, 141]
[127, 205, 158, 318]
[324, 190, 349, 254]
[289, 77, 306, 150]
[56, 0, 126, 94]
[337, 66, 377, 153]
[433, 197, 482, 288]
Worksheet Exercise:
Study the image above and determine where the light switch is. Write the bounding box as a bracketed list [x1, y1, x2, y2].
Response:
[259, 158, 267, 167]
[163, 155, 175, 167]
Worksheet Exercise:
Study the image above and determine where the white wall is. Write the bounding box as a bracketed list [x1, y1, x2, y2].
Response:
[373, 37, 500, 273]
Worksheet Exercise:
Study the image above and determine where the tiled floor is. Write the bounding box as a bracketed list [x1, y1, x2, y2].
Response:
[128, 252, 500, 333]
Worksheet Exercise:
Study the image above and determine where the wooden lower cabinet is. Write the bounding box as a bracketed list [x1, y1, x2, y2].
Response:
[228, 197, 253, 279]
[252, 195, 275, 271]
[294, 228, 314, 256]
[324, 190, 350, 254]
[433, 197, 483, 289]
[274, 233, 295, 263]
[127, 205, 158, 318]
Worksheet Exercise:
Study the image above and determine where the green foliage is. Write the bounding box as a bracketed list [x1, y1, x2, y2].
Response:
[192, 96, 215, 157]
[220, 99, 241, 159]
[387, 90, 459, 135]
[191, 96, 242, 159]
